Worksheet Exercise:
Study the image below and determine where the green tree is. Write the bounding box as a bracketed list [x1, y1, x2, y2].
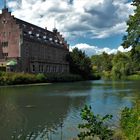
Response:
[91, 52, 113, 72]
[78, 105, 114, 140]
[122, 0, 140, 49]
[111, 52, 133, 79]
[68, 48, 92, 79]
[122, 0, 140, 70]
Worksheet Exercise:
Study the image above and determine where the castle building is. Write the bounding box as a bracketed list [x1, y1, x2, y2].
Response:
[0, 8, 69, 73]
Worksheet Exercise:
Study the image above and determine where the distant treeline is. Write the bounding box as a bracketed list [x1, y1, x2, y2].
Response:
[91, 51, 140, 80]
[91, 0, 140, 80]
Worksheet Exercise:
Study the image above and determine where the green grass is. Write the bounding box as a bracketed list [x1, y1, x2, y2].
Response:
[120, 101, 140, 140]
[0, 72, 84, 86]
[127, 74, 140, 80]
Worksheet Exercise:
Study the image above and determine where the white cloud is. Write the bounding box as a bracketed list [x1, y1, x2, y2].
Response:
[6, 0, 134, 39]
[118, 45, 132, 52]
[70, 43, 132, 56]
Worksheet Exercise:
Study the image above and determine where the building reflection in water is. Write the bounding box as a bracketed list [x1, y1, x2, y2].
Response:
[0, 82, 92, 140]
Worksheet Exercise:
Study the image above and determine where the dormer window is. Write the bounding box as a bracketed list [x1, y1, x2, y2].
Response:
[28, 31, 32, 34]
[55, 40, 58, 43]
[49, 38, 52, 41]
[43, 36, 46, 39]
[2, 19, 7, 24]
[36, 34, 39, 37]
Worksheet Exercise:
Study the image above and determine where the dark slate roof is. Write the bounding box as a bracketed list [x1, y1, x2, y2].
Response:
[14, 17, 68, 49]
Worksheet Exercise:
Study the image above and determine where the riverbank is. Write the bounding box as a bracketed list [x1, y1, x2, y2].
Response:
[0, 82, 52, 88]
[0, 72, 85, 86]
[0, 71, 101, 86]
[102, 71, 140, 81]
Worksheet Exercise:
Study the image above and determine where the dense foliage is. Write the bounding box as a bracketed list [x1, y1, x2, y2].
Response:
[122, 0, 140, 71]
[0, 72, 83, 85]
[91, 52, 113, 72]
[91, 51, 139, 80]
[77, 103, 140, 140]
[78, 105, 113, 140]
[120, 101, 140, 140]
[69, 48, 93, 79]
[91, 51, 132, 79]
[122, 0, 140, 50]
[111, 52, 133, 79]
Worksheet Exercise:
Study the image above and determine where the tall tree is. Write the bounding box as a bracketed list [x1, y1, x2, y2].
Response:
[68, 48, 92, 79]
[122, 0, 140, 50]
[111, 52, 133, 79]
[122, 0, 140, 70]
[91, 52, 113, 72]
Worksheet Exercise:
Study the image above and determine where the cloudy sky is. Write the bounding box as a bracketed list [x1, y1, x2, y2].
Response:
[0, 0, 134, 56]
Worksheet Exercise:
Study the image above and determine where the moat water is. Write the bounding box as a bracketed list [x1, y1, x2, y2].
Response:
[0, 80, 140, 140]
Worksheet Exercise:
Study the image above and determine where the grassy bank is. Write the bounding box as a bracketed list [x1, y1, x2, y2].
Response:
[119, 101, 140, 140]
[0, 72, 84, 86]
[101, 70, 140, 81]
[127, 74, 140, 80]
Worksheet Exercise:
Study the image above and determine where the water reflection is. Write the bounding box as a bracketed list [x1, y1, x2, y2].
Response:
[0, 80, 139, 139]
[0, 82, 92, 140]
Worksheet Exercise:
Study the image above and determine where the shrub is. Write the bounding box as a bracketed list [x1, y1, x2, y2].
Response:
[78, 105, 114, 140]
[0, 72, 84, 86]
[127, 74, 140, 80]
[120, 102, 140, 140]
[102, 71, 112, 80]
[10, 73, 37, 84]
[0, 72, 37, 85]
[36, 73, 46, 82]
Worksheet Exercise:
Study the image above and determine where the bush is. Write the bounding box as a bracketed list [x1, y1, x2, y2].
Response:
[78, 105, 114, 140]
[127, 74, 140, 80]
[0, 72, 37, 85]
[102, 71, 112, 80]
[0, 72, 84, 86]
[36, 73, 46, 82]
[120, 102, 140, 140]
[9, 73, 37, 85]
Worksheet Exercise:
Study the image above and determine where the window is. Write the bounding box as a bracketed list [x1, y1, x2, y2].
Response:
[32, 64, 35, 72]
[2, 19, 7, 24]
[1, 42, 8, 47]
[49, 38, 52, 41]
[41, 65, 44, 72]
[39, 65, 41, 72]
[28, 31, 32, 34]
[36, 34, 39, 37]
[3, 32, 6, 37]
[43, 36, 46, 39]
[2, 53, 8, 57]
[46, 65, 48, 72]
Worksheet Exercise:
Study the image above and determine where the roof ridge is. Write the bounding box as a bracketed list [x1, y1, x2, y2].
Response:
[15, 17, 54, 35]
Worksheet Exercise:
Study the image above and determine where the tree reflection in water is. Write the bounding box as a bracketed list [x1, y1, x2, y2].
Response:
[0, 82, 92, 140]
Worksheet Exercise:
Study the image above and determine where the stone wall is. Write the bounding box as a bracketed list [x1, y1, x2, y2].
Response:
[0, 8, 69, 73]
[0, 8, 21, 59]
[20, 38, 69, 73]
